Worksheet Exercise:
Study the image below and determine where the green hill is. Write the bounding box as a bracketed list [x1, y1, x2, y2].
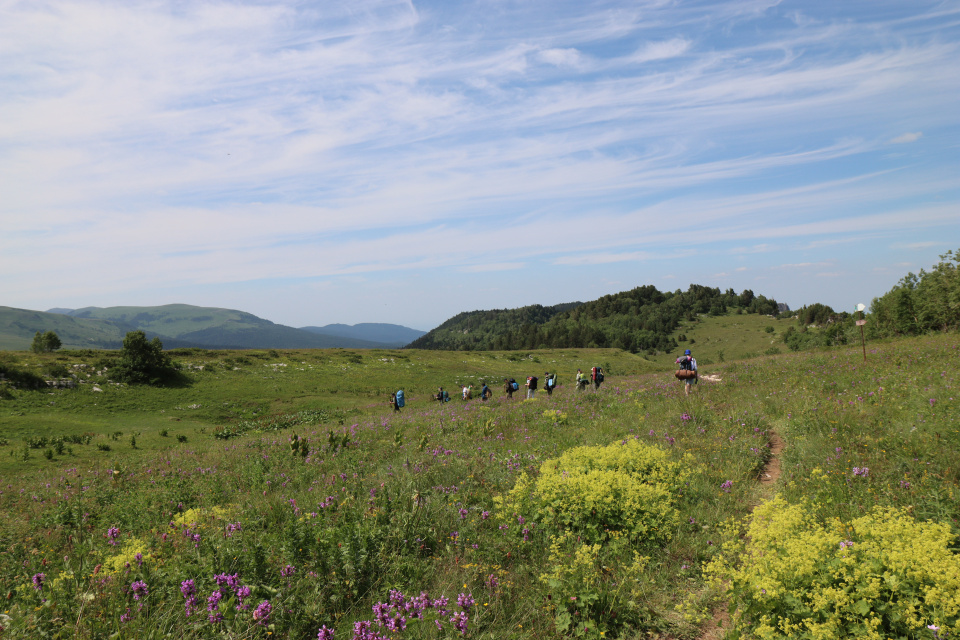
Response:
[409, 284, 780, 352]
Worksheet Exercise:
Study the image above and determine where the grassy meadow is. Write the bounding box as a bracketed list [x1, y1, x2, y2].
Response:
[0, 326, 957, 639]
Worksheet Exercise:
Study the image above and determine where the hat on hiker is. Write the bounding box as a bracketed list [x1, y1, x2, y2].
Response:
[684, 349, 691, 355]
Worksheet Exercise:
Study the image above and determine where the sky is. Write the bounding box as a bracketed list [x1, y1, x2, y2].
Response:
[2, 0, 958, 331]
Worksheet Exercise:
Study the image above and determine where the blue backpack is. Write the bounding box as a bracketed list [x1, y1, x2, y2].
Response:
[396, 390, 405, 408]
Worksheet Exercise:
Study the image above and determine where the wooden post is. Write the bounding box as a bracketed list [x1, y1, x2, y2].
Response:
[855, 303, 867, 362]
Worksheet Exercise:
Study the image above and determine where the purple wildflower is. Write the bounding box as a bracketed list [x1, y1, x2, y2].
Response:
[207, 590, 224, 623]
[235, 585, 252, 610]
[281, 564, 296, 578]
[720, 480, 733, 493]
[131, 580, 149, 601]
[32, 573, 46, 591]
[450, 610, 469, 635]
[317, 625, 336, 640]
[458, 508, 468, 520]
[252, 600, 272, 626]
[457, 593, 475, 610]
[107, 527, 120, 546]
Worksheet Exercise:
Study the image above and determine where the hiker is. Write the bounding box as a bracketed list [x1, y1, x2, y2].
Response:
[436, 387, 450, 403]
[591, 366, 604, 391]
[392, 389, 405, 412]
[544, 371, 557, 396]
[504, 378, 517, 399]
[480, 382, 492, 401]
[676, 349, 698, 395]
[575, 369, 588, 392]
[525, 375, 538, 399]
[462, 385, 472, 401]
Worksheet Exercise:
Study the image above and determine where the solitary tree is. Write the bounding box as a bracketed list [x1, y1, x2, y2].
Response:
[113, 330, 175, 385]
[31, 330, 62, 353]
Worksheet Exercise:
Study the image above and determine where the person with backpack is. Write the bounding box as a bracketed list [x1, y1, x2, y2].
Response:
[504, 378, 517, 399]
[591, 366, 604, 391]
[436, 387, 450, 403]
[544, 372, 557, 396]
[525, 375, 538, 399]
[676, 349, 698, 395]
[392, 389, 405, 412]
[575, 369, 587, 392]
[480, 382, 492, 401]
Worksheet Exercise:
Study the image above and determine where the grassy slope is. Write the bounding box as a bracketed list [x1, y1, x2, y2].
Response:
[0, 326, 956, 639]
[0, 347, 657, 473]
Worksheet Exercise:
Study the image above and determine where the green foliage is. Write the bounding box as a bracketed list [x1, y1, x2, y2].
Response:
[0, 353, 47, 390]
[112, 330, 178, 385]
[706, 495, 960, 639]
[31, 330, 62, 353]
[540, 531, 650, 638]
[795, 303, 846, 327]
[496, 439, 690, 545]
[871, 248, 960, 336]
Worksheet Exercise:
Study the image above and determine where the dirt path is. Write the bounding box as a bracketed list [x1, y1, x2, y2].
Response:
[697, 429, 785, 640]
[760, 431, 785, 486]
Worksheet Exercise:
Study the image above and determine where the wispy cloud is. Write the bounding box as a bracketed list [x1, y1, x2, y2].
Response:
[889, 132, 923, 144]
[1, 0, 957, 327]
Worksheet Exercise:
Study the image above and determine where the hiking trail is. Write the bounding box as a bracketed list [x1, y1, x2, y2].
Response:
[697, 428, 784, 640]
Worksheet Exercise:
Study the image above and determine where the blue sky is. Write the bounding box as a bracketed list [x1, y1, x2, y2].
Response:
[2, 0, 958, 331]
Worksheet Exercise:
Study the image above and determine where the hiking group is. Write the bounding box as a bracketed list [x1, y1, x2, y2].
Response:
[387, 367, 604, 410]
[392, 351, 699, 410]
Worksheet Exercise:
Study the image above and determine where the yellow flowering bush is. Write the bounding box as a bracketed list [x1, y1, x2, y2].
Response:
[102, 537, 151, 575]
[705, 495, 960, 639]
[540, 531, 649, 638]
[172, 505, 234, 527]
[496, 439, 690, 545]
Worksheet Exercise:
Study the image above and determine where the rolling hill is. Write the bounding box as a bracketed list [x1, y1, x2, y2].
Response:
[0, 305, 416, 350]
[300, 323, 425, 348]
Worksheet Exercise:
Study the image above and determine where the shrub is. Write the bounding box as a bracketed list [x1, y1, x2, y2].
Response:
[496, 439, 690, 545]
[705, 495, 960, 639]
[112, 331, 178, 385]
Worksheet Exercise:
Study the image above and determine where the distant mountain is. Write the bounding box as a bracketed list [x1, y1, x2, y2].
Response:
[408, 284, 780, 351]
[0, 304, 406, 351]
[1, 306, 132, 350]
[300, 323, 425, 348]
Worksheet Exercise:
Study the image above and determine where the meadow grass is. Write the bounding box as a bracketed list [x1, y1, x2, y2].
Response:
[0, 333, 957, 639]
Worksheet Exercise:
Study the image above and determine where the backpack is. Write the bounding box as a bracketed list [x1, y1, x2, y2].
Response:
[395, 390, 405, 407]
[596, 370, 604, 383]
[512, 381, 519, 391]
[679, 357, 693, 371]
[546, 374, 555, 388]
[442, 390, 450, 402]
[591, 366, 597, 379]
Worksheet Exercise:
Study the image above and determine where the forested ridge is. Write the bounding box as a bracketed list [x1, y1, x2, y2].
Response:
[408, 284, 780, 351]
